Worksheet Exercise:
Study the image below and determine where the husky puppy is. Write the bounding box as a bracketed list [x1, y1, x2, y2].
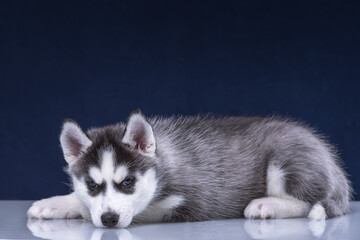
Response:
[28, 111, 351, 228]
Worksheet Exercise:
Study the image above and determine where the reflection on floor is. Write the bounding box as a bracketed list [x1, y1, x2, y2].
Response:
[28, 216, 350, 240]
[0, 201, 359, 240]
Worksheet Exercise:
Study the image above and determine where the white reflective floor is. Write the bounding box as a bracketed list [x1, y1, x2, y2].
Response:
[0, 201, 359, 240]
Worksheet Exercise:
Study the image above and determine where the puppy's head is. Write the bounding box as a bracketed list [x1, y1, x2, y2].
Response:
[60, 112, 158, 228]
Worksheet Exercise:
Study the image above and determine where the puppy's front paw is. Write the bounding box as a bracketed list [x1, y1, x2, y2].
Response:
[244, 198, 277, 219]
[27, 195, 83, 219]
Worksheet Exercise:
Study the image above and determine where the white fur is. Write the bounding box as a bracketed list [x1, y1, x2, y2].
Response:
[101, 151, 115, 183]
[27, 193, 90, 220]
[157, 195, 184, 209]
[89, 151, 129, 184]
[244, 197, 311, 219]
[267, 164, 286, 197]
[136, 195, 185, 222]
[60, 122, 92, 165]
[245, 165, 311, 219]
[308, 203, 327, 220]
[89, 167, 103, 184]
[114, 166, 129, 183]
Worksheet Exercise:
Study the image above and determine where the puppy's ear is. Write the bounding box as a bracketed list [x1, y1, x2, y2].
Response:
[60, 120, 92, 165]
[122, 111, 156, 156]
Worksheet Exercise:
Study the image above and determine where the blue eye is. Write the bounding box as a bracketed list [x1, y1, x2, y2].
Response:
[88, 180, 98, 189]
[122, 177, 134, 187]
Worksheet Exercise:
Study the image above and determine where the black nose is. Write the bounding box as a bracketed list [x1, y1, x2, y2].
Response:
[101, 212, 119, 227]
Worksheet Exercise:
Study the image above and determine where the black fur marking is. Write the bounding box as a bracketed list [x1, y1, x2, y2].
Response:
[113, 177, 136, 195]
[70, 126, 156, 183]
[86, 177, 106, 197]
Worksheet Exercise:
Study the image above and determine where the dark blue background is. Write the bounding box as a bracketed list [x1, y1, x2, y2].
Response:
[1, 1, 359, 200]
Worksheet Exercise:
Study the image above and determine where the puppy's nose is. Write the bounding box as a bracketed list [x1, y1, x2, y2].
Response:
[101, 212, 119, 227]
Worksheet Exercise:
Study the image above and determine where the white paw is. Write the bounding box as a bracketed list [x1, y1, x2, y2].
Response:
[308, 203, 326, 221]
[28, 195, 83, 219]
[244, 198, 277, 219]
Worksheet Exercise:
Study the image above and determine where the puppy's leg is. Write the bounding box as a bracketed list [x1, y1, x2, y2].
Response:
[245, 164, 312, 219]
[244, 196, 311, 219]
[27, 193, 90, 219]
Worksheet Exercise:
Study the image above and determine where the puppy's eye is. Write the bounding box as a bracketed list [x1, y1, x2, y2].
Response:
[121, 177, 135, 187]
[88, 180, 98, 189]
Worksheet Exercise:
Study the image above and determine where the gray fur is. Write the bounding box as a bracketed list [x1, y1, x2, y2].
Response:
[74, 112, 352, 222]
